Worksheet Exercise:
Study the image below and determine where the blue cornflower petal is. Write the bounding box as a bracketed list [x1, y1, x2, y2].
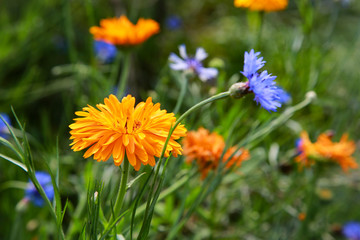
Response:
[295, 138, 304, 155]
[198, 67, 219, 82]
[179, 44, 188, 59]
[165, 15, 182, 30]
[0, 113, 11, 139]
[195, 48, 208, 62]
[94, 40, 117, 64]
[277, 87, 292, 104]
[249, 71, 282, 112]
[241, 49, 266, 79]
[343, 222, 360, 240]
[169, 53, 188, 70]
[169, 44, 218, 81]
[25, 171, 54, 207]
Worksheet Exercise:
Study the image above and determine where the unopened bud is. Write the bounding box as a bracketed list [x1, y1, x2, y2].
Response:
[229, 82, 250, 99]
[306, 91, 317, 101]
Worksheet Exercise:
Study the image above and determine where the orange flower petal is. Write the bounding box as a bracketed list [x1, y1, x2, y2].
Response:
[69, 94, 187, 171]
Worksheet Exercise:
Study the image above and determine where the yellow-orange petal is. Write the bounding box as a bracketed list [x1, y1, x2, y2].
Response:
[69, 94, 187, 171]
[234, 0, 288, 12]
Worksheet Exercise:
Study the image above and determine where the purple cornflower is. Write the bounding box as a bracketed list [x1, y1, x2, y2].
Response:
[25, 171, 54, 207]
[0, 113, 11, 139]
[241, 49, 285, 112]
[94, 40, 117, 64]
[343, 222, 360, 240]
[169, 44, 218, 82]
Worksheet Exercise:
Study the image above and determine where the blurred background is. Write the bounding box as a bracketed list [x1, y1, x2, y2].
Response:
[1, 0, 360, 239]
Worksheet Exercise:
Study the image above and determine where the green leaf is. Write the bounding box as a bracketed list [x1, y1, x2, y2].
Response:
[126, 172, 146, 189]
[0, 153, 27, 172]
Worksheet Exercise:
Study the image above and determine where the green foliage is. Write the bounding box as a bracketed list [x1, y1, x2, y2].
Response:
[1, 0, 360, 239]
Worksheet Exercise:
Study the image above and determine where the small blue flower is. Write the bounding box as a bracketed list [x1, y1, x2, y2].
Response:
[241, 49, 285, 112]
[165, 15, 182, 30]
[343, 222, 360, 240]
[0, 113, 11, 139]
[25, 171, 54, 207]
[169, 44, 218, 82]
[94, 40, 117, 64]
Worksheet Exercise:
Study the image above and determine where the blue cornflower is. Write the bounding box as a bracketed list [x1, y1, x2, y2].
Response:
[169, 44, 218, 82]
[25, 171, 54, 207]
[241, 49, 285, 112]
[165, 15, 182, 30]
[0, 113, 11, 139]
[343, 222, 360, 240]
[94, 40, 117, 64]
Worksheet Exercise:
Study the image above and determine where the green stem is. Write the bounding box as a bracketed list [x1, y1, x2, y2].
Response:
[62, 0, 77, 63]
[135, 171, 194, 218]
[174, 91, 230, 131]
[296, 166, 320, 239]
[113, 159, 130, 221]
[173, 74, 188, 114]
[140, 91, 230, 237]
[117, 51, 131, 98]
[111, 53, 122, 88]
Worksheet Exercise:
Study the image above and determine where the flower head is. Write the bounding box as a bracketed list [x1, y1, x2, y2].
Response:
[25, 171, 54, 207]
[90, 16, 160, 46]
[343, 222, 360, 240]
[165, 15, 182, 30]
[94, 40, 117, 63]
[234, 0, 288, 12]
[0, 113, 11, 139]
[69, 94, 187, 171]
[169, 44, 218, 82]
[183, 128, 250, 178]
[295, 131, 357, 172]
[236, 49, 285, 112]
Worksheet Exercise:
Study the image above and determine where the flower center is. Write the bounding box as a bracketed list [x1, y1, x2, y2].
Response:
[124, 119, 142, 134]
[186, 58, 203, 72]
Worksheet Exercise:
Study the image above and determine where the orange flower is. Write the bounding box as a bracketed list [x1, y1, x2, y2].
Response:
[294, 131, 318, 168]
[295, 131, 357, 172]
[90, 16, 160, 46]
[298, 212, 306, 221]
[183, 128, 250, 178]
[314, 133, 357, 172]
[234, 0, 288, 12]
[69, 94, 187, 171]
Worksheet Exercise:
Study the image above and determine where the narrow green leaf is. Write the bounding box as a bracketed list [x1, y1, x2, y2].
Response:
[0, 153, 27, 172]
[126, 172, 146, 189]
[1, 110, 24, 155]
[0, 137, 24, 161]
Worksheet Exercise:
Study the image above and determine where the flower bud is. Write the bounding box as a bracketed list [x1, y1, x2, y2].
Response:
[229, 82, 250, 99]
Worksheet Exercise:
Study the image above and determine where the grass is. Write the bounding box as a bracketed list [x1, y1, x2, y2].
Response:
[0, 0, 359, 239]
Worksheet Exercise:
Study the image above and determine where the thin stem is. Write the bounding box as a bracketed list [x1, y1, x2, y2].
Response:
[135, 171, 195, 218]
[140, 91, 230, 236]
[111, 53, 122, 88]
[117, 51, 131, 98]
[173, 74, 188, 114]
[112, 159, 130, 223]
[174, 91, 230, 130]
